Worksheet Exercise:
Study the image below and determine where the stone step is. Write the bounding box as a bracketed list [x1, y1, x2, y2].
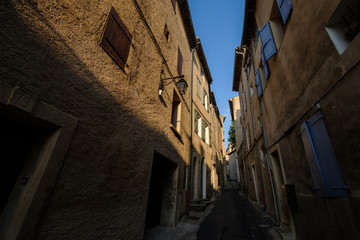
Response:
[189, 203, 207, 212]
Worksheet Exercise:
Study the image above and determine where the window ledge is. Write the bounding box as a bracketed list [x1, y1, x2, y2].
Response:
[170, 124, 183, 144]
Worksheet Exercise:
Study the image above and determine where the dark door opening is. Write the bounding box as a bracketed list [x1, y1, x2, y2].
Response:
[0, 117, 38, 215]
[145, 152, 177, 230]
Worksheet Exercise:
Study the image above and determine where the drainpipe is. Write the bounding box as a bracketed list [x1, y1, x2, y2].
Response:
[186, 45, 198, 214]
[247, 46, 280, 225]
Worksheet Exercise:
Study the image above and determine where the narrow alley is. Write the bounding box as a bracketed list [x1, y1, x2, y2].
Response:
[1, 0, 360, 239]
[197, 189, 275, 240]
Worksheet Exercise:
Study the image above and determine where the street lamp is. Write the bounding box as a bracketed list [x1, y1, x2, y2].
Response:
[159, 75, 188, 96]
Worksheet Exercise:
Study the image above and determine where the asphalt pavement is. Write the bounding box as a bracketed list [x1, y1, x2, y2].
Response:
[197, 189, 276, 240]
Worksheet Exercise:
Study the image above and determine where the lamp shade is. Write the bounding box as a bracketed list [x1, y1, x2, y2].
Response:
[176, 78, 188, 95]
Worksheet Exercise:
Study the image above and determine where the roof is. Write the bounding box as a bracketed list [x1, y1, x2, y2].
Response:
[241, 0, 257, 47]
[196, 38, 213, 84]
[178, 0, 197, 48]
[178, 1, 213, 84]
[232, 46, 244, 91]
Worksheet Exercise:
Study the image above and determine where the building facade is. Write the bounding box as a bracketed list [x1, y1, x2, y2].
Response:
[0, 0, 223, 239]
[233, 0, 360, 239]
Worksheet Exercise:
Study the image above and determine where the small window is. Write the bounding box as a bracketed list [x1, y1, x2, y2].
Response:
[300, 112, 348, 197]
[171, 91, 181, 132]
[100, 7, 132, 70]
[171, 0, 177, 13]
[245, 126, 250, 150]
[164, 24, 170, 41]
[260, 48, 270, 80]
[326, 0, 360, 54]
[177, 47, 183, 75]
[255, 69, 263, 97]
[197, 77, 201, 98]
[253, 27, 260, 52]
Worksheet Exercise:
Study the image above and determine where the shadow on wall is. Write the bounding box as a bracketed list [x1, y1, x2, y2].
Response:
[0, 2, 186, 239]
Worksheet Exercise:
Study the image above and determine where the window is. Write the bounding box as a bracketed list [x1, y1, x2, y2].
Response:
[177, 47, 183, 75]
[300, 112, 348, 197]
[171, 91, 181, 132]
[205, 125, 210, 144]
[201, 69, 205, 82]
[255, 69, 263, 97]
[194, 109, 199, 135]
[276, 0, 293, 24]
[203, 89, 209, 111]
[245, 126, 250, 150]
[241, 83, 247, 117]
[253, 27, 260, 52]
[326, 0, 360, 54]
[261, 48, 270, 80]
[201, 119, 206, 141]
[259, 22, 277, 61]
[164, 24, 169, 41]
[171, 0, 177, 13]
[100, 7, 132, 70]
[197, 77, 201, 98]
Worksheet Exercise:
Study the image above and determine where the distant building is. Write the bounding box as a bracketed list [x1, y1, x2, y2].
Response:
[233, 0, 360, 239]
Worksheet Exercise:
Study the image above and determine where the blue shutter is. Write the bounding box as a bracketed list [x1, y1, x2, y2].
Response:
[259, 22, 277, 61]
[277, 0, 293, 24]
[300, 112, 348, 197]
[255, 69, 263, 97]
[261, 48, 270, 80]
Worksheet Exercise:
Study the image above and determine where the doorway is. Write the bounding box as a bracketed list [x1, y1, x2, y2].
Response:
[145, 152, 178, 229]
[251, 165, 260, 203]
[270, 150, 290, 228]
[200, 158, 206, 199]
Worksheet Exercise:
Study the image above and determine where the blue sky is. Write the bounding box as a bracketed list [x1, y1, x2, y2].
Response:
[188, 0, 245, 148]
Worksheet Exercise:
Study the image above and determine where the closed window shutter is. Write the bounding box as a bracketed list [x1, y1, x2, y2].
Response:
[177, 48, 183, 75]
[277, 0, 293, 24]
[202, 119, 206, 141]
[197, 78, 201, 98]
[261, 48, 270, 80]
[194, 110, 198, 134]
[100, 7, 132, 70]
[255, 69, 263, 97]
[300, 112, 348, 197]
[259, 22, 277, 61]
[203, 88, 206, 106]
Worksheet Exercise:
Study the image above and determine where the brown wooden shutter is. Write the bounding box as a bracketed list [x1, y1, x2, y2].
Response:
[177, 47, 183, 75]
[100, 7, 132, 70]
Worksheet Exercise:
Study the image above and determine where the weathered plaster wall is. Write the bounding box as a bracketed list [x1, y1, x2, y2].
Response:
[0, 0, 194, 239]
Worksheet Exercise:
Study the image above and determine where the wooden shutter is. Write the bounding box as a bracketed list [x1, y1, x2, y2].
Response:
[100, 7, 132, 70]
[203, 88, 206, 106]
[194, 109, 198, 134]
[277, 0, 293, 24]
[202, 119, 206, 141]
[259, 22, 277, 61]
[255, 69, 263, 97]
[177, 47, 183, 75]
[261, 48, 270, 80]
[300, 112, 348, 197]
